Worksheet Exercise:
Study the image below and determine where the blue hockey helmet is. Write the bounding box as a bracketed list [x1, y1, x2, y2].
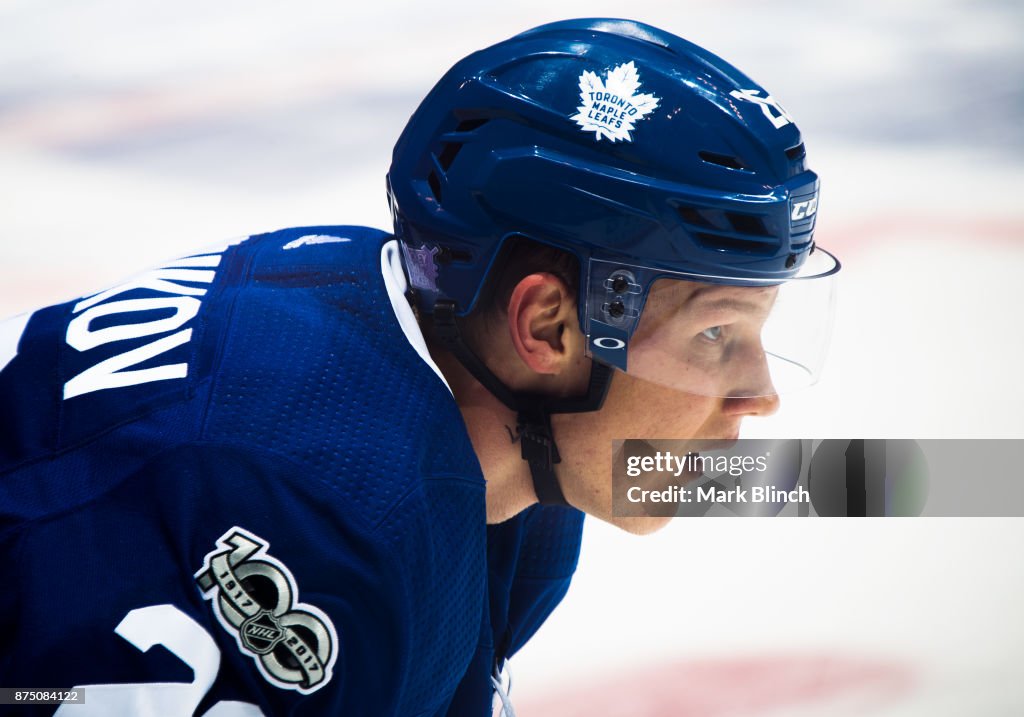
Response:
[388, 18, 840, 399]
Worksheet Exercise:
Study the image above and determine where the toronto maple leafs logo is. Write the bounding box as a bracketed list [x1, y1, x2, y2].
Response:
[571, 61, 660, 143]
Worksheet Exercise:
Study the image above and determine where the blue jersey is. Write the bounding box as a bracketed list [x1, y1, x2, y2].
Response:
[0, 226, 582, 716]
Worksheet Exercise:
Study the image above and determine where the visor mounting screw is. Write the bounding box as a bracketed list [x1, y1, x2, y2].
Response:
[608, 300, 625, 318]
[785, 253, 797, 269]
[611, 275, 629, 294]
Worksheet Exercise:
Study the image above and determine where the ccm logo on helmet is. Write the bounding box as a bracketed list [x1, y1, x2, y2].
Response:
[791, 197, 818, 222]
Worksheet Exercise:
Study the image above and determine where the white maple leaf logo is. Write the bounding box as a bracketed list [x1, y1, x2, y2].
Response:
[571, 61, 661, 143]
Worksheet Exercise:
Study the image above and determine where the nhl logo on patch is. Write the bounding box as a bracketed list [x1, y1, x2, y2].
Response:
[571, 61, 660, 143]
[195, 527, 339, 694]
[241, 610, 286, 655]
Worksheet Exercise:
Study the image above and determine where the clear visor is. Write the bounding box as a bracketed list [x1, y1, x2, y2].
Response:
[585, 248, 839, 398]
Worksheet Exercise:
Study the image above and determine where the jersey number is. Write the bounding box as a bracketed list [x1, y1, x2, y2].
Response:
[55, 604, 264, 717]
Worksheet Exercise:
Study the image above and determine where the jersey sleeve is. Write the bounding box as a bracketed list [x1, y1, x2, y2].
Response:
[1, 442, 422, 716]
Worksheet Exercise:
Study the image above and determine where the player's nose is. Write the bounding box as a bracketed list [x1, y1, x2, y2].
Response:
[722, 391, 780, 417]
[720, 338, 779, 416]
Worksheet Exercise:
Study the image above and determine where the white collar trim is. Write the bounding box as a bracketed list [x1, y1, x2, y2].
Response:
[381, 240, 452, 395]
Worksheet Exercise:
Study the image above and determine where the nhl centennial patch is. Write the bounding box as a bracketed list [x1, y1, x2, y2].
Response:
[195, 528, 338, 694]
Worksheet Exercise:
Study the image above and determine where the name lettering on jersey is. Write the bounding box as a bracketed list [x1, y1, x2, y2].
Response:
[195, 527, 338, 694]
[62, 253, 222, 400]
[729, 88, 794, 130]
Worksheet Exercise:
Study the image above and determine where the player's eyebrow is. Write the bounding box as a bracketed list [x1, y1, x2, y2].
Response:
[685, 289, 773, 316]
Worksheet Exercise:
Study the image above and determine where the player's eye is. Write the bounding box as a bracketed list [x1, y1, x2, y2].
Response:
[701, 326, 723, 342]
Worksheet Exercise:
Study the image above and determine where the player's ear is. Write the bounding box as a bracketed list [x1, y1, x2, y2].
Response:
[506, 273, 579, 375]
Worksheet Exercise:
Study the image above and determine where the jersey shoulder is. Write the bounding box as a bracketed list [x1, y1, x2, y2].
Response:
[0, 225, 480, 532]
[202, 225, 481, 529]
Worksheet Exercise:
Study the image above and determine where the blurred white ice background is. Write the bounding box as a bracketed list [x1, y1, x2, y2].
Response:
[2, 1, 1022, 713]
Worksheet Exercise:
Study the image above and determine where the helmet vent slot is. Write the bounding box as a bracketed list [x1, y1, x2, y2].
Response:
[427, 171, 442, 201]
[677, 203, 775, 243]
[675, 205, 715, 229]
[454, 118, 489, 133]
[437, 246, 473, 264]
[785, 143, 806, 161]
[698, 151, 747, 171]
[725, 212, 771, 237]
[437, 143, 462, 171]
[692, 232, 777, 255]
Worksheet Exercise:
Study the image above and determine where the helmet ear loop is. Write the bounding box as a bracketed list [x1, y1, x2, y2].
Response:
[433, 300, 613, 507]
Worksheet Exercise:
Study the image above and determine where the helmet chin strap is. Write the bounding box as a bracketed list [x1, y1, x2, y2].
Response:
[433, 300, 613, 507]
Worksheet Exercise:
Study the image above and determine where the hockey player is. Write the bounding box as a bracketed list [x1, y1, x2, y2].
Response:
[0, 19, 838, 716]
